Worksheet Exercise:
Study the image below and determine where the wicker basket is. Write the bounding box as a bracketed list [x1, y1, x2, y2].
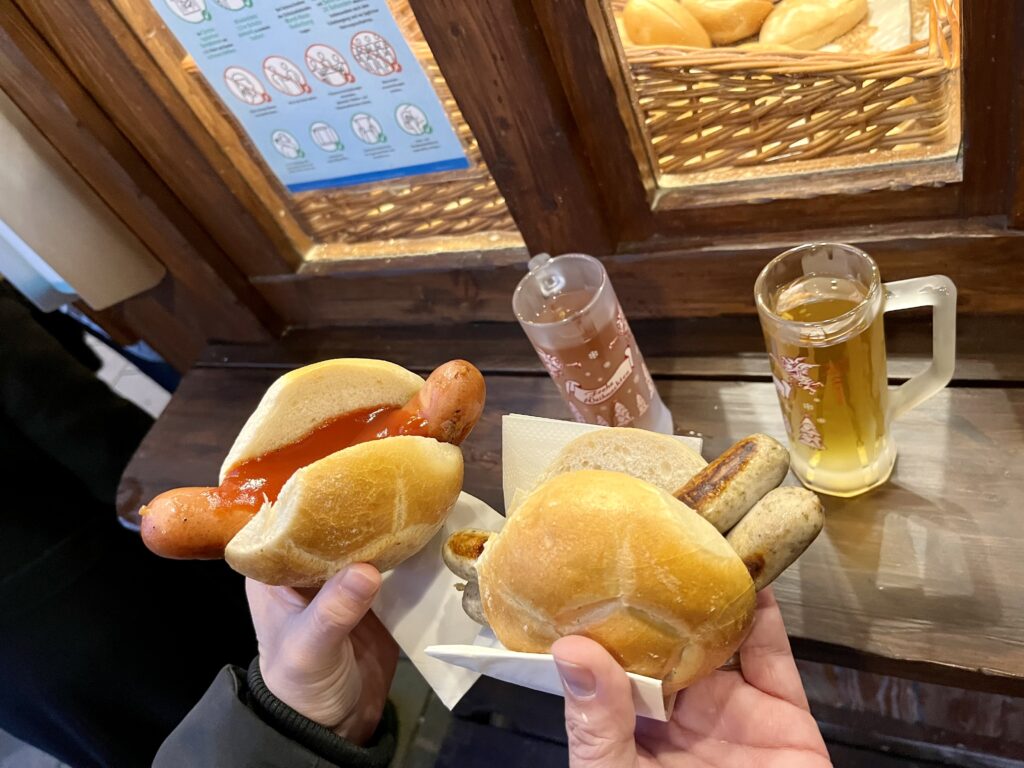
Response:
[611, 0, 960, 178]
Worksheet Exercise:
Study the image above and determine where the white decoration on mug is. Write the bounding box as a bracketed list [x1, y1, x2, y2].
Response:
[614, 401, 632, 426]
[538, 350, 563, 378]
[775, 355, 824, 395]
[798, 415, 825, 450]
[565, 348, 635, 406]
[636, 393, 649, 416]
[773, 375, 792, 401]
[596, 414, 609, 427]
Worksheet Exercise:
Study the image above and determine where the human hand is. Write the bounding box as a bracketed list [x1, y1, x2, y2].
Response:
[551, 588, 832, 768]
[246, 564, 399, 745]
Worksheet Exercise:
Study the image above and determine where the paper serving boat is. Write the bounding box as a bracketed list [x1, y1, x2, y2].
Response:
[373, 413, 703, 721]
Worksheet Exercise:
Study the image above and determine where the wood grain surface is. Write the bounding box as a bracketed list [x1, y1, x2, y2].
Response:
[407, 0, 613, 255]
[253, 233, 1024, 325]
[197, 316, 1024, 384]
[118, 360, 1024, 694]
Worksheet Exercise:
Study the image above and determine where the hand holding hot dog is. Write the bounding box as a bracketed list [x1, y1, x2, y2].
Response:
[247, 564, 398, 745]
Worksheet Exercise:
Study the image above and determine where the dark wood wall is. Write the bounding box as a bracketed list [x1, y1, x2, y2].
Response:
[255, 226, 1024, 327]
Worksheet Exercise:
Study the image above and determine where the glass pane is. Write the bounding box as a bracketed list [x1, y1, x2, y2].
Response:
[606, 0, 962, 203]
[118, 0, 524, 264]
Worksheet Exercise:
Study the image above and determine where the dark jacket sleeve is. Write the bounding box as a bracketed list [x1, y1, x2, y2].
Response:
[155, 659, 397, 768]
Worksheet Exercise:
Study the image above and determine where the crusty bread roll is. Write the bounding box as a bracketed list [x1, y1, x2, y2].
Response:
[528, 427, 707, 500]
[221, 359, 463, 587]
[221, 358, 424, 480]
[679, 0, 773, 45]
[623, 0, 712, 47]
[759, 0, 868, 50]
[478, 470, 755, 692]
[226, 436, 462, 586]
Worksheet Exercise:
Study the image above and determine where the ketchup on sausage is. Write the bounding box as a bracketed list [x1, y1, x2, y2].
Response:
[213, 404, 431, 512]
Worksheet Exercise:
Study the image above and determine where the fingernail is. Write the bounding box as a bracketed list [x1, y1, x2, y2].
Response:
[555, 658, 596, 700]
[340, 567, 378, 601]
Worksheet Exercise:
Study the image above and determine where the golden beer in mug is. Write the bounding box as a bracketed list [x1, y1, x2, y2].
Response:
[755, 244, 957, 497]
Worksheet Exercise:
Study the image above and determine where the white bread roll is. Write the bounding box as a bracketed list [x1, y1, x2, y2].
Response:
[623, 0, 712, 47]
[478, 470, 755, 692]
[759, 0, 868, 50]
[220, 358, 424, 480]
[226, 436, 463, 586]
[221, 358, 463, 587]
[679, 0, 774, 45]
[530, 427, 707, 500]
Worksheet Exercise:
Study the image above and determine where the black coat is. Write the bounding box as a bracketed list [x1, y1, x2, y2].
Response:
[155, 659, 396, 767]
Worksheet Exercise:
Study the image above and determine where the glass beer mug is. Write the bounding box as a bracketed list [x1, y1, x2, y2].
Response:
[755, 243, 956, 497]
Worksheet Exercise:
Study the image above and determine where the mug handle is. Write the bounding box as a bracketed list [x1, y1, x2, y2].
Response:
[883, 275, 957, 422]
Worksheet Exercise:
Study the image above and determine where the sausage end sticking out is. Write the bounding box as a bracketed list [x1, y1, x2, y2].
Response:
[461, 580, 487, 626]
[140, 487, 255, 560]
[414, 360, 486, 446]
[442, 528, 493, 581]
[674, 433, 790, 532]
[443, 528, 493, 625]
[725, 486, 824, 591]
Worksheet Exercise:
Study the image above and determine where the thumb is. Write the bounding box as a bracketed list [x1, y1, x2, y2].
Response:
[292, 564, 382, 664]
[552, 636, 639, 768]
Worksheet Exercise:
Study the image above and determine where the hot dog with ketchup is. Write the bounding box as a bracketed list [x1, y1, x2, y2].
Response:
[140, 358, 485, 587]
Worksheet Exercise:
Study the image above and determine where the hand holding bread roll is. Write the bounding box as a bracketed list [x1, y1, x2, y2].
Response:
[759, 0, 868, 50]
[443, 427, 823, 692]
[478, 470, 757, 693]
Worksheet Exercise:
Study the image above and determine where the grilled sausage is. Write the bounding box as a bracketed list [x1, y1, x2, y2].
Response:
[442, 528, 493, 581]
[674, 434, 790, 532]
[725, 486, 824, 590]
[461, 579, 487, 626]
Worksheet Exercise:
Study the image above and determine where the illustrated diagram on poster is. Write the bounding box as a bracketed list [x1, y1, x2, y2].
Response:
[351, 31, 400, 76]
[165, 0, 210, 23]
[352, 113, 385, 144]
[305, 44, 355, 87]
[263, 56, 311, 97]
[310, 121, 343, 152]
[150, 0, 469, 191]
[396, 104, 431, 135]
[271, 130, 303, 159]
[224, 66, 269, 105]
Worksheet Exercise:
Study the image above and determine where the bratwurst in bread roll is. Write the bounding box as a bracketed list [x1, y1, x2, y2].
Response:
[140, 358, 485, 586]
[445, 429, 823, 692]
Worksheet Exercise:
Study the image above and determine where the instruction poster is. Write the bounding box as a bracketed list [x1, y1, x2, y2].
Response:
[153, 0, 470, 192]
